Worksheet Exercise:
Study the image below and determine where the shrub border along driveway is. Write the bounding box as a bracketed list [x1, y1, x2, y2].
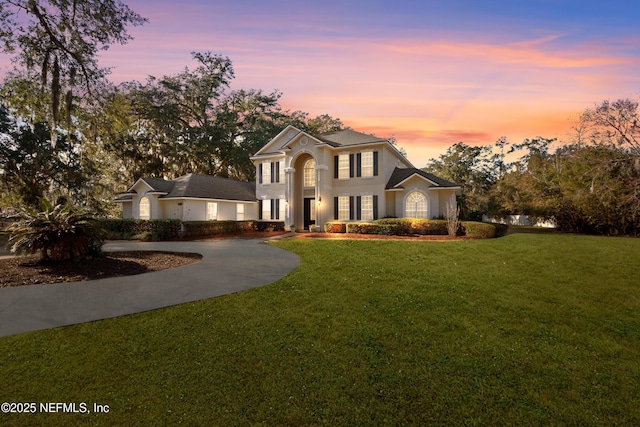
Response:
[0, 238, 299, 337]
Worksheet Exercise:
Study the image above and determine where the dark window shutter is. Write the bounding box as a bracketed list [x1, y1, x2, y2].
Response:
[349, 196, 354, 220]
[356, 153, 362, 177]
[258, 200, 263, 220]
[334, 197, 339, 220]
[356, 196, 362, 220]
[349, 154, 355, 178]
[271, 199, 276, 220]
[334, 156, 339, 179]
[373, 195, 379, 220]
[275, 162, 280, 183]
[270, 162, 275, 183]
[373, 151, 379, 176]
[258, 163, 263, 184]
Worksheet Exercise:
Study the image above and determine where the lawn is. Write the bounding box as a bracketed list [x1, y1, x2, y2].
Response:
[1, 234, 639, 425]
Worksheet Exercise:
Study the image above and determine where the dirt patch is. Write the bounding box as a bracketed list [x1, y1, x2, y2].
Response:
[0, 251, 202, 288]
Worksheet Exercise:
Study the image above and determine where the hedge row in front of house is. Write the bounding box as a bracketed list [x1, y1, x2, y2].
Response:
[324, 218, 507, 238]
[99, 218, 182, 240]
[100, 219, 284, 240]
[181, 220, 284, 238]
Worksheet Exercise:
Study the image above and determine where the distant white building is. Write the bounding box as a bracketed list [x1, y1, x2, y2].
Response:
[482, 214, 557, 228]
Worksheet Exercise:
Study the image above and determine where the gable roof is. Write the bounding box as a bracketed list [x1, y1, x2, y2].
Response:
[118, 174, 256, 202]
[313, 129, 388, 147]
[140, 177, 175, 193]
[252, 125, 393, 158]
[386, 167, 460, 189]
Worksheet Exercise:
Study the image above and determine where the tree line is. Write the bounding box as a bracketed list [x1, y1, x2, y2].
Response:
[423, 99, 640, 236]
[0, 1, 344, 215]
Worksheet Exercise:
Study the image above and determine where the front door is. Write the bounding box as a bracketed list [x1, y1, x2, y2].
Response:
[304, 198, 316, 230]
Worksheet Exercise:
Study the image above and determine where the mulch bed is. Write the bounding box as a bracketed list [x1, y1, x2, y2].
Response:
[0, 251, 202, 288]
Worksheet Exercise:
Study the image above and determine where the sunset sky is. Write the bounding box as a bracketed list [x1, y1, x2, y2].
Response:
[4, 0, 640, 166]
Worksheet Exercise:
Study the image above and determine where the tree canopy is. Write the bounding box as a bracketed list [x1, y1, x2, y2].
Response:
[426, 97, 640, 235]
[1, 0, 147, 141]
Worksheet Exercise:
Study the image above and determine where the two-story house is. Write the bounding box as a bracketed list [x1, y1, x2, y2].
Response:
[116, 125, 460, 228]
[251, 125, 460, 231]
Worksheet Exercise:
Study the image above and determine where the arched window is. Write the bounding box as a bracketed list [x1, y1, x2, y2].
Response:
[139, 196, 150, 220]
[304, 158, 316, 187]
[405, 192, 428, 218]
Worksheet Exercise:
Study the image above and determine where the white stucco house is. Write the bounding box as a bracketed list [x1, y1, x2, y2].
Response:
[116, 125, 460, 229]
[251, 125, 460, 230]
[115, 174, 258, 221]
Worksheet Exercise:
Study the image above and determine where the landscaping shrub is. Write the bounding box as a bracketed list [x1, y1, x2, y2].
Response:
[461, 221, 497, 238]
[8, 199, 106, 261]
[373, 218, 449, 235]
[255, 221, 285, 232]
[181, 220, 283, 238]
[182, 221, 243, 238]
[324, 221, 347, 233]
[99, 218, 181, 240]
[346, 222, 403, 235]
[492, 223, 509, 237]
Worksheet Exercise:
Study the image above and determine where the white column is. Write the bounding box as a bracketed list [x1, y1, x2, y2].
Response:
[285, 167, 295, 230]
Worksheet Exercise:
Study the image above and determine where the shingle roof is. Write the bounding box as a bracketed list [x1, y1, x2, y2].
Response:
[163, 174, 256, 201]
[114, 193, 133, 202]
[122, 174, 256, 202]
[313, 129, 388, 147]
[141, 177, 175, 193]
[386, 167, 459, 189]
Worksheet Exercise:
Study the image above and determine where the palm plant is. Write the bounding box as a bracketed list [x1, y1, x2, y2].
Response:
[7, 198, 106, 261]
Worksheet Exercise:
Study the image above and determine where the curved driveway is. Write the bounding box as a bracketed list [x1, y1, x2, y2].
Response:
[0, 238, 299, 337]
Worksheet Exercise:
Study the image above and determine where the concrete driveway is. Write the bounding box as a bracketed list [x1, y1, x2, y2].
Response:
[0, 238, 299, 337]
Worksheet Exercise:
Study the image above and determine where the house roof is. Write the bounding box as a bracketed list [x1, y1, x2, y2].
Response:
[140, 177, 175, 193]
[313, 129, 388, 147]
[118, 174, 256, 202]
[386, 167, 460, 189]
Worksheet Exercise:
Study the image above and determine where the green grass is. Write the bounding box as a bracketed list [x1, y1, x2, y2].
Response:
[1, 234, 639, 425]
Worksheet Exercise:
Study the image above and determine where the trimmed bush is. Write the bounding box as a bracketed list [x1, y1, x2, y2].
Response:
[493, 223, 509, 237]
[99, 218, 181, 240]
[181, 220, 283, 238]
[346, 222, 403, 235]
[255, 221, 285, 232]
[461, 221, 497, 238]
[182, 220, 242, 238]
[373, 218, 449, 235]
[324, 222, 347, 233]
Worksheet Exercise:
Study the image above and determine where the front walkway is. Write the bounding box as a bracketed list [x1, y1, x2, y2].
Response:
[0, 239, 299, 337]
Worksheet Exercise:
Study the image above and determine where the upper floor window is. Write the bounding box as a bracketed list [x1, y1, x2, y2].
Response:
[279, 160, 285, 183]
[262, 161, 271, 184]
[304, 159, 316, 187]
[139, 196, 150, 220]
[338, 154, 350, 179]
[361, 152, 374, 177]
